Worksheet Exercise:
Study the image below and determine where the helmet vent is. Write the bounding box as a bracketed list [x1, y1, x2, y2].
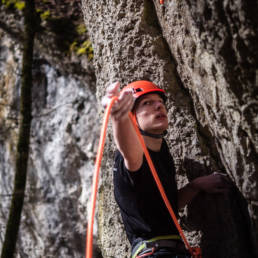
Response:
[134, 88, 143, 93]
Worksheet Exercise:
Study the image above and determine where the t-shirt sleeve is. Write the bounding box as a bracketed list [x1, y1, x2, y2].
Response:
[114, 150, 148, 187]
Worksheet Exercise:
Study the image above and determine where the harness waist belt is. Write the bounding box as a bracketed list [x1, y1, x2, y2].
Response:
[146, 239, 184, 249]
[132, 235, 186, 258]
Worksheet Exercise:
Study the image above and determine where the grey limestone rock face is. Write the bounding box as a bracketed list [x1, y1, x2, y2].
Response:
[82, 1, 257, 258]
[0, 31, 100, 257]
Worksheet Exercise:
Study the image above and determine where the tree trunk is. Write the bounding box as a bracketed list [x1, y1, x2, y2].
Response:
[1, 1, 36, 257]
[82, 0, 258, 257]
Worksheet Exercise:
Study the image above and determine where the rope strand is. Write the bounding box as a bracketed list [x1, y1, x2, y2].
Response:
[85, 96, 118, 258]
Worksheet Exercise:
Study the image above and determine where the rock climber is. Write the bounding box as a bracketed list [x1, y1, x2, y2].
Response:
[102, 80, 230, 258]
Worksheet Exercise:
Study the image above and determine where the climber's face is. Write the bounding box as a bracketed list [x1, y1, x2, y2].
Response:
[135, 93, 168, 134]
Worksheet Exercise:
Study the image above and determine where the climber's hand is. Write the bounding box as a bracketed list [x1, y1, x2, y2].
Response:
[190, 171, 231, 194]
[102, 82, 134, 121]
[102, 81, 120, 108]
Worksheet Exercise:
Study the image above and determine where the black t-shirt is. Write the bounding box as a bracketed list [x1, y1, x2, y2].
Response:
[113, 140, 179, 245]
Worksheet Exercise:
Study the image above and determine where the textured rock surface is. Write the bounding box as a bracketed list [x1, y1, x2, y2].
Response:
[154, 0, 258, 254]
[154, 0, 258, 206]
[82, 1, 257, 257]
[0, 0, 257, 257]
[0, 31, 100, 257]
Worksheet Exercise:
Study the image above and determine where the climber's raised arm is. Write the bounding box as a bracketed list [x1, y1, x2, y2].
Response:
[102, 82, 143, 171]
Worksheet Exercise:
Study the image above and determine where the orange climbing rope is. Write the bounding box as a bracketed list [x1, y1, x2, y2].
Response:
[85, 96, 118, 258]
[85, 95, 202, 258]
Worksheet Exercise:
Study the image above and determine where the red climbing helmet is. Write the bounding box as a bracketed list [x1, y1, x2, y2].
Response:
[123, 80, 166, 102]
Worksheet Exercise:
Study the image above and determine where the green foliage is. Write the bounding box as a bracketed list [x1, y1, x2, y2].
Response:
[70, 40, 94, 60]
[2, 0, 25, 10]
[77, 40, 92, 55]
[76, 24, 87, 35]
[14, 1, 24, 10]
[69, 41, 78, 52]
[2, 0, 93, 60]
[1, 0, 11, 7]
[40, 9, 50, 20]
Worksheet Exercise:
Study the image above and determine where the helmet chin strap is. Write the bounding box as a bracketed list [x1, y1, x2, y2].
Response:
[133, 112, 167, 139]
[139, 128, 167, 139]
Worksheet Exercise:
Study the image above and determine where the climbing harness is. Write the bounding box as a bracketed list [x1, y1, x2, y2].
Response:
[132, 234, 184, 258]
[85, 91, 202, 258]
[136, 247, 155, 258]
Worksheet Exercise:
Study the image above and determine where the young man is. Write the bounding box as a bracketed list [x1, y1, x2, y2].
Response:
[102, 80, 229, 258]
